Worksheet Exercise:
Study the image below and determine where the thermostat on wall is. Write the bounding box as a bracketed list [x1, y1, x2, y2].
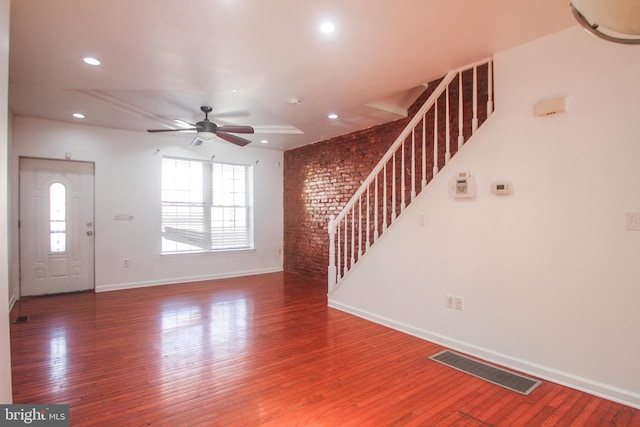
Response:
[491, 181, 513, 195]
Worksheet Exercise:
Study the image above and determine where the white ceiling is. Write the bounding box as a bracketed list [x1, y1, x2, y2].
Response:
[9, 0, 576, 151]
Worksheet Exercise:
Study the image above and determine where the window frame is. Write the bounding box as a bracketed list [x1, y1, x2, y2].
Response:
[161, 156, 254, 254]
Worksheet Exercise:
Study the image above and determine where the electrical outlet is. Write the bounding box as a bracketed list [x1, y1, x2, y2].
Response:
[123, 258, 129, 268]
[446, 294, 455, 309]
[627, 212, 640, 231]
[455, 296, 464, 311]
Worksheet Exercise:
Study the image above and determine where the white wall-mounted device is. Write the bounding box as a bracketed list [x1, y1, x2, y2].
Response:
[449, 171, 477, 199]
[533, 95, 567, 117]
[114, 212, 134, 221]
[491, 181, 513, 195]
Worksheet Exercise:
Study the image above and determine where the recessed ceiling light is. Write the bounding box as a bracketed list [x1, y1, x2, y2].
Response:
[72, 113, 85, 119]
[260, 139, 269, 144]
[83, 57, 101, 66]
[328, 113, 339, 119]
[320, 22, 335, 33]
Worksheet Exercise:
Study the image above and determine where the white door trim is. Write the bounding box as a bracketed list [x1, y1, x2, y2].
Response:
[19, 157, 95, 296]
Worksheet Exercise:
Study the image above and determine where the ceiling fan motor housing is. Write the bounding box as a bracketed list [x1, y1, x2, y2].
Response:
[197, 120, 217, 133]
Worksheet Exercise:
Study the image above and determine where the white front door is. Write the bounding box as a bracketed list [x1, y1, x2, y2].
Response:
[19, 158, 95, 296]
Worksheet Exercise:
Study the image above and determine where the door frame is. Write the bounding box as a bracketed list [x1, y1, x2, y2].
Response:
[18, 156, 96, 296]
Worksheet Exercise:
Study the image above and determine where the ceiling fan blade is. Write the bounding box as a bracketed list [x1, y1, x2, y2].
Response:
[173, 119, 196, 128]
[189, 136, 205, 147]
[216, 131, 252, 147]
[147, 128, 197, 133]
[216, 125, 254, 134]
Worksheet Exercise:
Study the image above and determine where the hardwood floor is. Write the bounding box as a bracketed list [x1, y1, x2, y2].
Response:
[10, 272, 639, 426]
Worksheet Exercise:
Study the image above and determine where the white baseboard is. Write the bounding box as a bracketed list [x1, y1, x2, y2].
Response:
[328, 299, 640, 410]
[96, 267, 283, 293]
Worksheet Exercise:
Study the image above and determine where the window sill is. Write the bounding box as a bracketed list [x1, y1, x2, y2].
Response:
[160, 247, 256, 257]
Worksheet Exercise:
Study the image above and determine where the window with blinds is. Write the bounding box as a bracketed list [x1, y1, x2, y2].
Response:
[161, 157, 254, 253]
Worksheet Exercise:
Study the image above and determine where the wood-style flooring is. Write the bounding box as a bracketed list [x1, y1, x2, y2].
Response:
[10, 272, 639, 426]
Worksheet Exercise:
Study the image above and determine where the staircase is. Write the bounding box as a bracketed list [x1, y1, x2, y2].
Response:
[327, 58, 494, 293]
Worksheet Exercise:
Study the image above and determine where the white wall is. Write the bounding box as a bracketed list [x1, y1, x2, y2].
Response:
[11, 118, 284, 292]
[329, 27, 640, 409]
[1, 0, 13, 404]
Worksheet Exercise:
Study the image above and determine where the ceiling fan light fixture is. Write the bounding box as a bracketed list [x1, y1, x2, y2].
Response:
[570, 0, 640, 44]
[197, 131, 217, 142]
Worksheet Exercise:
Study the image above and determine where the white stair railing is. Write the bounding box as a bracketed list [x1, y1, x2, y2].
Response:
[328, 58, 493, 293]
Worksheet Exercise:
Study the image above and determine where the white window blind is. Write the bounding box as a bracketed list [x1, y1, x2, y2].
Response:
[161, 157, 253, 253]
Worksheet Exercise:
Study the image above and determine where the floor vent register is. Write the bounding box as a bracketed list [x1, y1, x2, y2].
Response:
[12, 315, 31, 324]
[429, 350, 542, 395]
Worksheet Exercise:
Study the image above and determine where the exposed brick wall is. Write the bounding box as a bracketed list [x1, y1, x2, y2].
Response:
[284, 65, 489, 281]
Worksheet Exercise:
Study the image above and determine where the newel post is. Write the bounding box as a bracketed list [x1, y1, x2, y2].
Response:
[328, 215, 337, 293]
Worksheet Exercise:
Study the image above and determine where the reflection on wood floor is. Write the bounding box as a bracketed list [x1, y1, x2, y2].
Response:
[10, 272, 639, 426]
